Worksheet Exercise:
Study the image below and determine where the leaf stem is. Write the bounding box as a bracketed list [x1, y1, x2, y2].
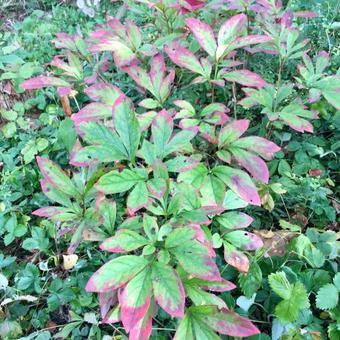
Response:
[232, 82, 237, 119]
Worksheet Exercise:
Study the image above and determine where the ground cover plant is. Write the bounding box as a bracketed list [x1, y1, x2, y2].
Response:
[0, 0, 339, 339]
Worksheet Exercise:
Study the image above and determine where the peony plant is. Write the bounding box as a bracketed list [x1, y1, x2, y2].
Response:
[22, 1, 339, 339]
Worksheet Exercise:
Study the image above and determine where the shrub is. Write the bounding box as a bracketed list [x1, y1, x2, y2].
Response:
[21, 0, 339, 338]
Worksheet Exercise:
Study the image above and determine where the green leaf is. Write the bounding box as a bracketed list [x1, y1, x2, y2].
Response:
[316, 284, 339, 310]
[37, 157, 78, 196]
[165, 228, 196, 249]
[152, 110, 192, 158]
[96, 169, 147, 194]
[185, 284, 226, 309]
[0, 320, 22, 339]
[120, 266, 152, 331]
[224, 230, 262, 250]
[222, 190, 248, 209]
[86, 255, 149, 292]
[78, 122, 128, 162]
[170, 239, 221, 281]
[1, 110, 17, 121]
[113, 96, 141, 162]
[191, 317, 220, 340]
[333, 273, 340, 292]
[190, 305, 260, 337]
[139, 98, 160, 109]
[58, 118, 77, 152]
[54, 322, 82, 339]
[216, 212, 253, 230]
[127, 181, 149, 214]
[143, 214, 159, 241]
[177, 163, 208, 188]
[200, 175, 225, 206]
[96, 197, 116, 234]
[213, 165, 261, 205]
[100, 229, 149, 253]
[151, 262, 185, 317]
[174, 315, 194, 340]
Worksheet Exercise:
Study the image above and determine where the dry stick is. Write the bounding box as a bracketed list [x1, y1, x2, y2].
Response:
[60, 95, 72, 117]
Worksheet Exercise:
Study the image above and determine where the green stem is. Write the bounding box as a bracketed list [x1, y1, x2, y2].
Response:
[276, 56, 284, 89]
[232, 82, 237, 119]
[162, 8, 172, 34]
[211, 60, 220, 102]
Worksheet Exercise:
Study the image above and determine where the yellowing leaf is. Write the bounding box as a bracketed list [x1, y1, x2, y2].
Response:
[63, 254, 79, 270]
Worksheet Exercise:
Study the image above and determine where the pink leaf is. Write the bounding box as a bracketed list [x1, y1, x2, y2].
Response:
[84, 83, 123, 105]
[294, 11, 318, 18]
[151, 262, 185, 318]
[204, 111, 229, 125]
[85, 255, 149, 293]
[175, 0, 207, 13]
[129, 302, 155, 340]
[165, 42, 206, 76]
[232, 136, 281, 160]
[281, 10, 293, 28]
[207, 308, 260, 337]
[147, 178, 166, 199]
[21, 76, 70, 90]
[57, 87, 72, 96]
[196, 278, 236, 292]
[72, 103, 111, 131]
[232, 149, 270, 183]
[217, 14, 246, 59]
[315, 50, 330, 74]
[229, 34, 273, 50]
[32, 206, 72, 219]
[150, 54, 166, 88]
[213, 165, 261, 206]
[186, 18, 217, 57]
[36, 156, 78, 196]
[243, 232, 264, 251]
[99, 291, 117, 319]
[120, 288, 151, 332]
[69, 139, 91, 167]
[224, 70, 266, 88]
[218, 119, 249, 147]
[122, 64, 152, 91]
[224, 247, 249, 273]
[52, 32, 79, 51]
[102, 305, 120, 324]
